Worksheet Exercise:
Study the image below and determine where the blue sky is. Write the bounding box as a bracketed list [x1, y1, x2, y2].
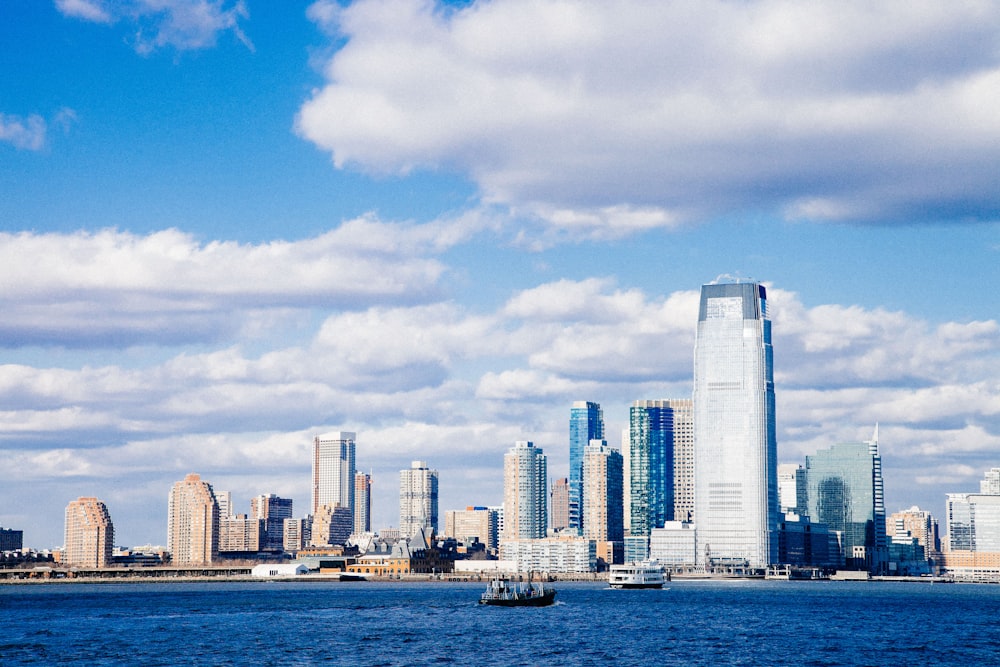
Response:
[1, 0, 998, 548]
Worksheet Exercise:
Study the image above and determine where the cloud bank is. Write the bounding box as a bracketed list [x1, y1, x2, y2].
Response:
[298, 0, 1000, 231]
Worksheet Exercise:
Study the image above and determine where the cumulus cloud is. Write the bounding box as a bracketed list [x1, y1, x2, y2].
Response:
[298, 0, 1000, 232]
[55, 0, 253, 53]
[0, 113, 47, 151]
[2, 272, 999, 545]
[0, 220, 464, 347]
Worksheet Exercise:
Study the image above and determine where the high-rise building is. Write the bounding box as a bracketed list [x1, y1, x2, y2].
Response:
[582, 440, 624, 545]
[443, 506, 499, 551]
[888, 506, 940, 557]
[400, 461, 439, 539]
[312, 431, 356, 516]
[550, 478, 570, 532]
[354, 472, 372, 535]
[569, 401, 604, 532]
[804, 427, 887, 573]
[250, 494, 293, 551]
[64, 497, 114, 568]
[311, 504, 353, 547]
[777, 463, 808, 515]
[981, 468, 1000, 495]
[216, 490, 234, 520]
[629, 400, 675, 536]
[669, 399, 695, 524]
[693, 281, 778, 569]
[0, 526, 23, 551]
[219, 514, 264, 552]
[168, 473, 220, 565]
[503, 441, 548, 540]
[283, 516, 311, 553]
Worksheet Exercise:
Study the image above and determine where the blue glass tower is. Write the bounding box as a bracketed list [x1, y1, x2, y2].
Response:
[629, 400, 675, 536]
[569, 401, 604, 532]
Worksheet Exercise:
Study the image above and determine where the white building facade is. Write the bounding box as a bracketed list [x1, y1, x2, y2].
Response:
[693, 282, 779, 570]
[400, 461, 439, 539]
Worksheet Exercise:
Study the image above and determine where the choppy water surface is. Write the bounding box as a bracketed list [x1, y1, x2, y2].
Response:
[3, 579, 999, 665]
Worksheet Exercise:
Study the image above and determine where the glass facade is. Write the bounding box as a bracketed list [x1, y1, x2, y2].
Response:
[693, 282, 778, 569]
[503, 441, 548, 540]
[312, 432, 356, 517]
[947, 493, 1000, 552]
[804, 437, 887, 572]
[629, 400, 675, 536]
[569, 401, 604, 532]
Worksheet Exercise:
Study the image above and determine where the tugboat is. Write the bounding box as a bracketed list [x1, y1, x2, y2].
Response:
[479, 573, 556, 607]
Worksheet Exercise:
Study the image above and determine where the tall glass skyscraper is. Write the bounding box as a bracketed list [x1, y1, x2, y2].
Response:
[805, 427, 887, 572]
[312, 431, 356, 516]
[629, 400, 675, 536]
[693, 282, 778, 569]
[569, 401, 604, 532]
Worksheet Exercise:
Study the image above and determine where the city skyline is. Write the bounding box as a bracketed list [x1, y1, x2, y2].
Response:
[2, 2, 999, 548]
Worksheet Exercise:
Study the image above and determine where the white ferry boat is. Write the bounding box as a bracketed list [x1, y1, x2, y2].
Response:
[608, 560, 667, 589]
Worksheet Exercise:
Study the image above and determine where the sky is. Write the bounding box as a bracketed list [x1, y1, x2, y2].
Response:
[1, 0, 998, 549]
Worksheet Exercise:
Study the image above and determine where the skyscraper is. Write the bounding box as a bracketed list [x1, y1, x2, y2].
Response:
[693, 281, 778, 569]
[805, 427, 887, 573]
[550, 478, 570, 532]
[64, 497, 114, 568]
[250, 494, 293, 551]
[582, 440, 624, 545]
[354, 472, 372, 534]
[168, 473, 220, 565]
[400, 461, 438, 539]
[569, 401, 604, 532]
[668, 398, 695, 523]
[629, 400, 675, 536]
[312, 432, 356, 516]
[503, 441, 548, 540]
[777, 463, 807, 515]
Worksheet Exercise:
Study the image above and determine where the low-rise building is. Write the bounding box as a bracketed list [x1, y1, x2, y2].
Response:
[499, 537, 596, 573]
[650, 521, 696, 567]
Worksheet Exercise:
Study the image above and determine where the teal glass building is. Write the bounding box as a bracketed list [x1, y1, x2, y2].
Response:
[570, 401, 604, 532]
[629, 400, 675, 536]
[805, 430, 887, 573]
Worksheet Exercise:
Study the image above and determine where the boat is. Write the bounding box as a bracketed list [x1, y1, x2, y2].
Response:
[479, 574, 556, 607]
[608, 560, 667, 589]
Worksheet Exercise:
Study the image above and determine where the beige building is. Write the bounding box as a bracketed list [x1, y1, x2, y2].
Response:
[310, 503, 353, 547]
[168, 473, 220, 565]
[668, 399, 695, 523]
[444, 507, 498, 551]
[888, 505, 940, 558]
[64, 497, 114, 568]
[354, 472, 371, 534]
[313, 432, 355, 516]
[400, 461, 438, 539]
[550, 478, 569, 532]
[219, 515, 264, 552]
[503, 441, 547, 541]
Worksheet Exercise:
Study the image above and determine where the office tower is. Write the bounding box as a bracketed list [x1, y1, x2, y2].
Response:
[629, 400, 674, 536]
[355, 472, 372, 534]
[444, 506, 499, 551]
[668, 399, 695, 523]
[582, 440, 624, 544]
[621, 428, 631, 532]
[550, 478, 570, 532]
[569, 401, 605, 531]
[400, 461, 439, 539]
[168, 473, 220, 565]
[311, 504, 353, 547]
[693, 281, 778, 570]
[503, 441, 548, 540]
[777, 463, 808, 515]
[63, 497, 114, 567]
[0, 527, 23, 551]
[312, 432, 356, 516]
[947, 469, 1000, 553]
[805, 427, 887, 572]
[250, 494, 293, 551]
[216, 491, 233, 519]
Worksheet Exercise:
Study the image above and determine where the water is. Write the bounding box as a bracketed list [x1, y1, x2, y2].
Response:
[3, 579, 1000, 665]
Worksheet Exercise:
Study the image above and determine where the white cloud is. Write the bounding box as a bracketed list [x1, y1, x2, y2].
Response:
[54, 0, 113, 23]
[0, 221, 461, 347]
[299, 0, 1000, 231]
[55, 0, 253, 53]
[0, 113, 46, 151]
